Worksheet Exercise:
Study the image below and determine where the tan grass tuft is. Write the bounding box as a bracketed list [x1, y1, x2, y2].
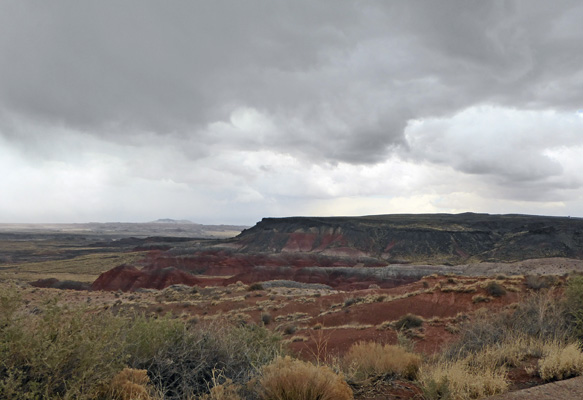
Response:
[538, 342, 583, 381]
[419, 360, 508, 400]
[110, 368, 153, 400]
[343, 341, 421, 381]
[259, 356, 353, 400]
[200, 376, 243, 400]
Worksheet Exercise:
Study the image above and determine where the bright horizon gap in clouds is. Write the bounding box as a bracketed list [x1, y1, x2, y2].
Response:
[1, 1, 583, 224]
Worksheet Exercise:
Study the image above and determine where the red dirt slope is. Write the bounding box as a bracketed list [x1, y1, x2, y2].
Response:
[91, 264, 201, 291]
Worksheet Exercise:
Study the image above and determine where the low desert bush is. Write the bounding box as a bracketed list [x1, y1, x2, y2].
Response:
[485, 281, 506, 297]
[343, 341, 421, 381]
[0, 298, 128, 400]
[259, 356, 353, 400]
[343, 297, 359, 307]
[538, 342, 583, 381]
[282, 325, 297, 335]
[525, 275, 558, 291]
[248, 283, 264, 291]
[511, 289, 569, 340]
[565, 275, 583, 340]
[261, 312, 273, 325]
[394, 313, 424, 330]
[128, 320, 282, 399]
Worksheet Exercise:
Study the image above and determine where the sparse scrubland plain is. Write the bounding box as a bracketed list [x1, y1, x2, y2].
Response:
[3, 214, 583, 399]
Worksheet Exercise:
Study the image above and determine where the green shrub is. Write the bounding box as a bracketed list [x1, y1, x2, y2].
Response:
[0, 298, 127, 399]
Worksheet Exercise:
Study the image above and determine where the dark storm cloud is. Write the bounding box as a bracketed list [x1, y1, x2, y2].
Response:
[2, 0, 581, 166]
[0, 1, 361, 141]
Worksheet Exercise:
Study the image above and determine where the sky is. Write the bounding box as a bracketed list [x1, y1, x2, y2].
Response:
[1, 1, 583, 225]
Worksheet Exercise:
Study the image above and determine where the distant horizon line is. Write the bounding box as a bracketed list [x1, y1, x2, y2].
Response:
[0, 211, 581, 226]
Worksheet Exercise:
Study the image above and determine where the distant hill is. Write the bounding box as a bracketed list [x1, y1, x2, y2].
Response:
[0, 221, 249, 239]
[150, 218, 196, 224]
[233, 213, 583, 264]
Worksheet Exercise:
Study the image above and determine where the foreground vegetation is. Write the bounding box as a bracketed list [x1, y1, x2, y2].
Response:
[419, 275, 583, 399]
[2, 275, 583, 399]
[0, 284, 284, 399]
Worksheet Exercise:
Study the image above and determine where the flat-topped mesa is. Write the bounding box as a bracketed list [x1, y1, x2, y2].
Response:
[91, 213, 583, 292]
[235, 213, 583, 264]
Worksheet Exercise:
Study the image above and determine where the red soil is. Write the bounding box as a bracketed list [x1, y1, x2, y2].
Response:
[93, 248, 392, 292]
[91, 264, 201, 291]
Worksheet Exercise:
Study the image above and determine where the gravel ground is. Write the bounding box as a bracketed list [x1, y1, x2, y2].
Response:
[487, 377, 583, 400]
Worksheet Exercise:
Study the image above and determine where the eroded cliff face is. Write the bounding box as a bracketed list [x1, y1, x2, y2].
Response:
[234, 213, 583, 264]
[91, 213, 583, 291]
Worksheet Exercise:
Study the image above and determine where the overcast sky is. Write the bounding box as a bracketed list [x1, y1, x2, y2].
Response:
[1, 1, 582, 224]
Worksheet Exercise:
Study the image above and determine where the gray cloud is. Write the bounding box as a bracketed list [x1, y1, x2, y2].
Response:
[1, 1, 583, 222]
[2, 1, 579, 161]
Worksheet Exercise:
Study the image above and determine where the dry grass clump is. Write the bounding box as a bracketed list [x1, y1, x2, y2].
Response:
[394, 313, 424, 330]
[199, 374, 243, 400]
[538, 342, 583, 381]
[248, 283, 265, 291]
[376, 320, 393, 330]
[321, 323, 372, 330]
[343, 297, 362, 307]
[472, 295, 492, 304]
[282, 324, 297, 335]
[275, 312, 309, 322]
[443, 285, 478, 293]
[419, 359, 508, 400]
[445, 290, 569, 360]
[109, 368, 154, 400]
[343, 341, 421, 381]
[461, 334, 547, 370]
[259, 356, 353, 400]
